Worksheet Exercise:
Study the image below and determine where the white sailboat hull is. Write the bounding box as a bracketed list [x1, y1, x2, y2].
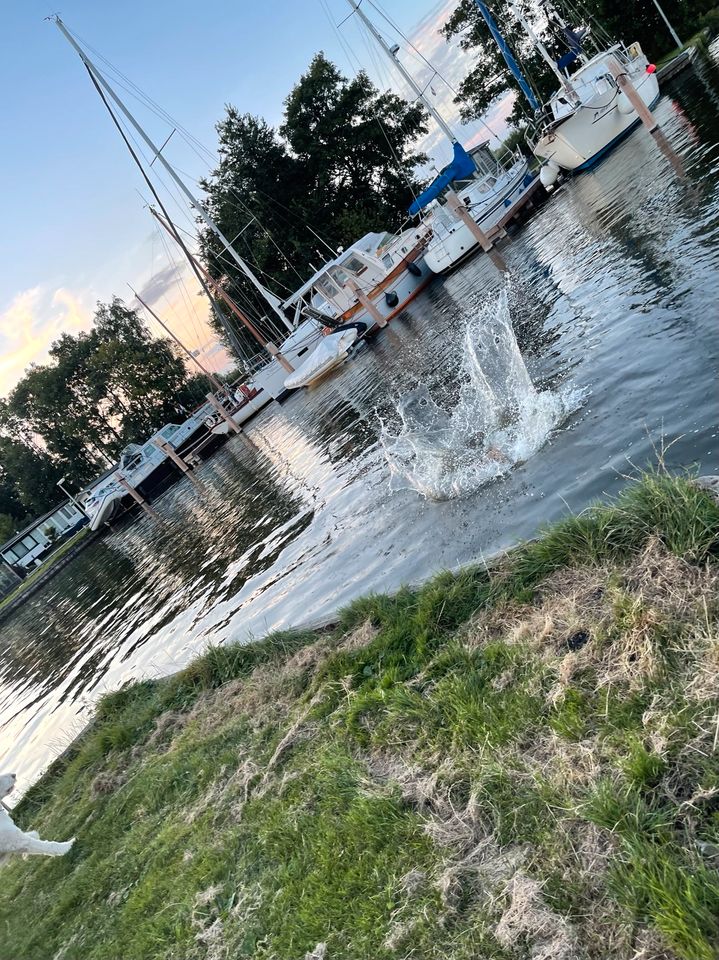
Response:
[533, 49, 660, 172]
[423, 159, 537, 274]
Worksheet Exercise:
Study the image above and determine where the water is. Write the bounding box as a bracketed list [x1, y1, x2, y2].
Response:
[381, 287, 586, 499]
[2, 54, 719, 797]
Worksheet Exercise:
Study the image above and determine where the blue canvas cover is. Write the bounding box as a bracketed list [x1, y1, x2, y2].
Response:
[408, 142, 476, 215]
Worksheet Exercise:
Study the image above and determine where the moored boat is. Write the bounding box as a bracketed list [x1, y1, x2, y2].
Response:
[531, 43, 660, 181]
[346, 0, 539, 274]
[284, 327, 361, 391]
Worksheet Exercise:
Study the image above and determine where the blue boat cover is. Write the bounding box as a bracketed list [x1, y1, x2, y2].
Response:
[408, 142, 476, 215]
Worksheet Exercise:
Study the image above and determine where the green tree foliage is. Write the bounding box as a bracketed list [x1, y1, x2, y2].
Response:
[442, 0, 714, 126]
[1, 299, 212, 521]
[198, 53, 427, 346]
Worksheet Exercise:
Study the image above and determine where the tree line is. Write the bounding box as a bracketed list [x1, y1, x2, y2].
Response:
[0, 299, 209, 541]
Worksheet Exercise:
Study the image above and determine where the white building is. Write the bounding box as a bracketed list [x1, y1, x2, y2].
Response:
[0, 501, 87, 572]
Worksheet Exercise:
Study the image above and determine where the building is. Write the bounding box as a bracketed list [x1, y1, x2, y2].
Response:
[0, 501, 87, 574]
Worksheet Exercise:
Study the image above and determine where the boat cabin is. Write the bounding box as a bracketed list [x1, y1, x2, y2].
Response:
[283, 228, 428, 325]
[548, 43, 639, 121]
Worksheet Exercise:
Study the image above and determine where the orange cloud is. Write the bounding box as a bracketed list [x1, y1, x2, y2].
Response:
[0, 286, 93, 396]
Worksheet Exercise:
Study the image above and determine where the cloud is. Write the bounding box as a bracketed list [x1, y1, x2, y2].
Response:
[135, 263, 183, 304]
[0, 286, 93, 396]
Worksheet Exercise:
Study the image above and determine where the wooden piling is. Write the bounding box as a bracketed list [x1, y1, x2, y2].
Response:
[445, 188, 508, 273]
[607, 58, 658, 134]
[116, 473, 161, 521]
[346, 279, 386, 328]
[152, 438, 202, 486]
[206, 392, 242, 435]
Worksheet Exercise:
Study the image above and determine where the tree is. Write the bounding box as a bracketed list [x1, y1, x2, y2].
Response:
[198, 53, 428, 349]
[280, 54, 428, 239]
[442, 0, 715, 127]
[2, 299, 212, 516]
[441, 1, 560, 127]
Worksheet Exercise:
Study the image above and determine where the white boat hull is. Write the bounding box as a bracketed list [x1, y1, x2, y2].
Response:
[533, 55, 660, 172]
[423, 159, 537, 274]
[88, 491, 123, 531]
[254, 253, 433, 401]
[284, 328, 359, 390]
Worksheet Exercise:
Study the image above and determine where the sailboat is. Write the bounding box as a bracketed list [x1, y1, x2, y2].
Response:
[472, 0, 660, 188]
[54, 18, 438, 404]
[346, 0, 540, 275]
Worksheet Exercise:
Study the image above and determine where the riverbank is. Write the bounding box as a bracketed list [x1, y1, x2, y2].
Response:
[2, 471, 718, 960]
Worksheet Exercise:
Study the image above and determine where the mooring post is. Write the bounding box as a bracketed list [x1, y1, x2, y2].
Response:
[607, 58, 658, 134]
[445, 188, 508, 273]
[152, 438, 201, 486]
[206, 392, 242, 435]
[346, 279, 386, 328]
[116, 473, 161, 521]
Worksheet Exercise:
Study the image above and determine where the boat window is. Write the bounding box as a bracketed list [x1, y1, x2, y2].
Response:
[343, 255, 368, 276]
[317, 277, 340, 300]
[330, 267, 350, 286]
[382, 253, 393, 269]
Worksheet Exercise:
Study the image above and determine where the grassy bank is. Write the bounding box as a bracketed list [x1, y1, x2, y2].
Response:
[3, 472, 719, 960]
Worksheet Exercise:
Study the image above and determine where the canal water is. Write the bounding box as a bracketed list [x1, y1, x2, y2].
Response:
[2, 52, 718, 796]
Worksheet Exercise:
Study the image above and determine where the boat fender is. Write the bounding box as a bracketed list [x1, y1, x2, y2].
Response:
[407, 261, 422, 277]
[522, 172, 535, 187]
[539, 161, 561, 191]
[385, 291, 399, 308]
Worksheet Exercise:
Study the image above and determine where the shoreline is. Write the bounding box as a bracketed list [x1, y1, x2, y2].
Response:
[3, 471, 719, 959]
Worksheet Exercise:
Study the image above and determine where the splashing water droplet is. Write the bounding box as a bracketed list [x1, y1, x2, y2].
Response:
[381, 288, 586, 500]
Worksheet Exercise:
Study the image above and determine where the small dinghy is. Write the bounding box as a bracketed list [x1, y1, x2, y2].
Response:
[284, 328, 360, 390]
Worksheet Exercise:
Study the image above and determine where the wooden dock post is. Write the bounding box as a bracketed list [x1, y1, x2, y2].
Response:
[346, 279, 386, 328]
[206, 392, 242, 435]
[152, 438, 202, 486]
[607, 58, 658, 134]
[445, 188, 508, 273]
[116, 473, 161, 521]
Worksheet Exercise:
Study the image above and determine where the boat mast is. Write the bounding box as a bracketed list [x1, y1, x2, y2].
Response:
[345, 0, 458, 145]
[471, 1, 540, 111]
[509, 2, 578, 101]
[52, 17, 294, 335]
[150, 208, 295, 374]
[128, 285, 227, 394]
[77, 58, 249, 362]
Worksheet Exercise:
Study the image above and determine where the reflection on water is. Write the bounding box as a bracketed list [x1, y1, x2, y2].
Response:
[2, 55, 719, 796]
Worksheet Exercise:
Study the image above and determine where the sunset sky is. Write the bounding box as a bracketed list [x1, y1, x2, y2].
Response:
[0, 0, 513, 396]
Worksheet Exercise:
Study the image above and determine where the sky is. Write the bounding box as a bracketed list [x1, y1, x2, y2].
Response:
[0, 0, 513, 396]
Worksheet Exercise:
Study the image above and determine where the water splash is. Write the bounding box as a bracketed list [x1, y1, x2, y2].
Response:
[381, 289, 585, 500]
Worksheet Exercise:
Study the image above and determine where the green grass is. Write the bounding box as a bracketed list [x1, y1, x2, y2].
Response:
[2, 472, 719, 959]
